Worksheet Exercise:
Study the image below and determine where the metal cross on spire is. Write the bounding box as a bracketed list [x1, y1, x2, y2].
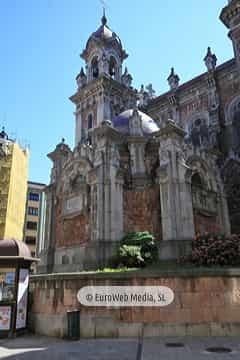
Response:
[100, 0, 107, 13]
[100, 0, 107, 25]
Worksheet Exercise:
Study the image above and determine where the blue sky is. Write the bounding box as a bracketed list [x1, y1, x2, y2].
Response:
[0, 0, 232, 184]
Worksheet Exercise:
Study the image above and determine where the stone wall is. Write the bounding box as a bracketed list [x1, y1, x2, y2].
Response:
[123, 186, 162, 240]
[30, 269, 240, 338]
[193, 211, 221, 235]
[56, 211, 90, 248]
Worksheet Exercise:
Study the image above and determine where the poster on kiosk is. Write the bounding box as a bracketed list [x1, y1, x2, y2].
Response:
[16, 269, 29, 329]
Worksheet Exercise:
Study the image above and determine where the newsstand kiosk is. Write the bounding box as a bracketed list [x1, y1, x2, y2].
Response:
[0, 239, 37, 338]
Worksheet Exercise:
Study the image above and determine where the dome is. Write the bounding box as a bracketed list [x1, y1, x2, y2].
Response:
[113, 109, 159, 135]
[87, 15, 122, 47]
[0, 239, 31, 258]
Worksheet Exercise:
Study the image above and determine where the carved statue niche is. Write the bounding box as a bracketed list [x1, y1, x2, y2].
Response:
[110, 144, 120, 168]
[189, 160, 218, 216]
[70, 172, 86, 192]
[187, 115, 210, 148]
[129, 109, 143, 136]
[144, 141, 159, 183]
[61, 158, 92, 213]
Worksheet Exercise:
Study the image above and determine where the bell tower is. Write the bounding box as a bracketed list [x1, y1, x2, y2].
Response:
[220, 0, 240, 67]
[70, 12, 137, 146]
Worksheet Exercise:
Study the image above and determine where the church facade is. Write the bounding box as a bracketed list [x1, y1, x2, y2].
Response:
[39, 1, 240, 273]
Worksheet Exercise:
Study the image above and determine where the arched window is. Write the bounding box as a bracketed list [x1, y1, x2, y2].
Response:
[109, 56, 117, 79]
[192, 173, 203, 188]
[186, 117, 209, 147]
[226, 96, 240, 153]
[232, 106, 240, 151]
[91, 57, 99, 79]
[87, 113, 93, 146]
[88, 114, 93, 129]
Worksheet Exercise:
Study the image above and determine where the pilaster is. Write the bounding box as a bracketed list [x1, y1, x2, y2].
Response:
[156, 120, 194, 259]
[92, 122, 124, 266]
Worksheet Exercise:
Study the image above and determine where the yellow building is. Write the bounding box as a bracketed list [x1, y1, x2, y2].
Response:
[23, 181, 46, 259]
[0, 128, 28, 241]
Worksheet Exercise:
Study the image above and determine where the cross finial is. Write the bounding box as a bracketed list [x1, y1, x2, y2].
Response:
[100, 0, 107, 25]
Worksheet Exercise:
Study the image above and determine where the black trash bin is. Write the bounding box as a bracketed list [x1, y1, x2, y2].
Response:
[67, 310, 80, 340]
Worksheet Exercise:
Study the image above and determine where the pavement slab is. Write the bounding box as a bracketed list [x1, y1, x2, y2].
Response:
[0, 335, 240, 360]
[0, 336, 138, 360]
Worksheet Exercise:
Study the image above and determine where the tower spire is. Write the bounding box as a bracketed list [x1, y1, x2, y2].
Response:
[101, 0, 107, 25]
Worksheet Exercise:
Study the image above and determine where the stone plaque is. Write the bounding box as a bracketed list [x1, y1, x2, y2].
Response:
[64, 195, 83, 215]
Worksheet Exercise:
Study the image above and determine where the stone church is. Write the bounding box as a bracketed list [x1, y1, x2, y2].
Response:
[38, 1, 240, 273]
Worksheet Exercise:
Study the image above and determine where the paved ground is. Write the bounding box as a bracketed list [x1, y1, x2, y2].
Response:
[0, 335, 240, 359]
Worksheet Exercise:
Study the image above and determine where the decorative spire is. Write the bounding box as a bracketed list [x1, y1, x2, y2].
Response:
[101, 5, 107, 26]
[204, 47, 217, 72]
[121, 67, 133, 88]
[79, 67, 85, 77]
[0, 126, 8, 140]
[167, 67, 180, 90]
[76, 67, 87, 90]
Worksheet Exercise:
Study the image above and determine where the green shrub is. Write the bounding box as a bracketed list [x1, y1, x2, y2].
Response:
[118, 245, 144, 267]
[112, 231, 158, 268]
[181, 233, 240, 266]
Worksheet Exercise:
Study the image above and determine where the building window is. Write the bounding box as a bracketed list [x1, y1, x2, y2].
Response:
[26, 221, 37, 230]
[25, 236, 36, 245]
[28, 207, 38, 216]
[88, 114, 93, 129]
[91, 57, 99, 79]
[29, 192, 39, 201]
[191, 173, 203, 188]
[109, 56, 117, 79]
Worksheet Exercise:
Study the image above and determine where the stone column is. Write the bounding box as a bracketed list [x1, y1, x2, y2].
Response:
[75, 110, 82, 146]
[214, 171, 231, 236]
[157, 120, 195, 260]
[220, 1, 240, 69]
[97, 94, 111, 126]
[128, 139, 146, 176]
[92, 124, 124, 267]
[37, 184, 56, 273]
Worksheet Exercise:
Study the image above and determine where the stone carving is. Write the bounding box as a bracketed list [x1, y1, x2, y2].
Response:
[187, 117, 210, 148]
[50, 166, 57, 184]
[129, 109, 143, 136]
[192, 186, 218, 215]
[159, 149, 169, 167]
[204, 47, 217, 71]
[93, 149, 103, 167]
[0, 142, 10, 158]
[138, 85, 148, 107]
[76, 67, 87, 89]
[209, 88, 220, 111]
[101, 52, 109, 73]
[121, 67, 132, 88]
[145, 83, 156, 99]
[167, 67, 180, 90]
[110, 144, 120, 167]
